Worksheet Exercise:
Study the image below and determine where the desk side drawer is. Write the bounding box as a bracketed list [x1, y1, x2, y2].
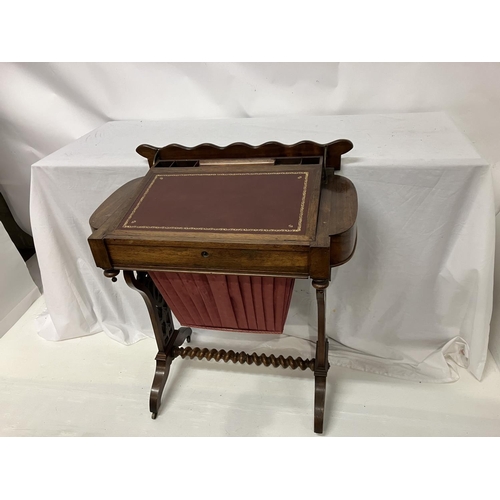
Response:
[108, 244, 310, 277]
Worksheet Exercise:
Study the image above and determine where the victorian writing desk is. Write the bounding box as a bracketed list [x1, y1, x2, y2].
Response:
[88, 139, 357, 433]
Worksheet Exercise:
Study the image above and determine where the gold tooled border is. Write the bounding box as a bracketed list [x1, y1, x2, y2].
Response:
[122, 171, 309, 233]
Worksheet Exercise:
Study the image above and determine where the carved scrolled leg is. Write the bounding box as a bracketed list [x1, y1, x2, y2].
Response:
[124, 271, 188, 419]
[150, 351, 171, 418]
[312, 279, 330, 434]
[150, 327, 192, 418]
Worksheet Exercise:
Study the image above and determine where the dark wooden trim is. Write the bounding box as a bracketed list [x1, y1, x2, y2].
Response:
[312, 279, 329, 434]
[310, 172, 358, 276]
[108, 244, 310, 277]
[88, 237, 113, 270]
[89, 178, 144, 232]
[136, 139, 353, 172]
[136, 144, 159, 168]
[325, 140, 354, 169]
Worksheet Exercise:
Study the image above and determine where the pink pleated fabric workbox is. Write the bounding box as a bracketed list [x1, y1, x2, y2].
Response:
[150, 272, 295, 334]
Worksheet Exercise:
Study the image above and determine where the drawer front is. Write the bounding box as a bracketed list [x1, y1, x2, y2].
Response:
[108, 244, 309, 277]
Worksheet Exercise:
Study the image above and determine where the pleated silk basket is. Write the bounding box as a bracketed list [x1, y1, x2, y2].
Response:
[150, 272, 295, 334]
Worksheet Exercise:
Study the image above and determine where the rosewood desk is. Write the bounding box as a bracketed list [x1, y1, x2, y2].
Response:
[88, 140, 357, 433]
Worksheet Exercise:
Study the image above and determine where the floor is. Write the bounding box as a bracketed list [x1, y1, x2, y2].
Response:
[1, 296, 500, 437]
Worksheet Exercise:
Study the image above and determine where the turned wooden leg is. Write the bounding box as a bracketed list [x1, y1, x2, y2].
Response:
[312, 279, 329, 434]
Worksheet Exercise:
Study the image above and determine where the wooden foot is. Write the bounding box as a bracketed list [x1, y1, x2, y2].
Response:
[149, 328, 192, 418]
[150, 351, 172, 417]
[175, 327, 192, 347]
[314, 375, 327, 434]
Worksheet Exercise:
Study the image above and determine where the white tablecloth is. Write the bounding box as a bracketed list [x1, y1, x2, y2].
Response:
[30, 112, 495, 382]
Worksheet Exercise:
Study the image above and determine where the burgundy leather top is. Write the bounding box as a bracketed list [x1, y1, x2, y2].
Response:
[119, 167, 316, 235]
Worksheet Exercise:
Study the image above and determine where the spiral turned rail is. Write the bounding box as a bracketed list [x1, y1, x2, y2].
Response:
[171, 346, 315, 371]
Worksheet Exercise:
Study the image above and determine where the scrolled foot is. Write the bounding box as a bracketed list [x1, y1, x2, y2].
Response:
[314, 375, 327, 434]
[150, 352, 171, 418]
[174, 327, 193, 346]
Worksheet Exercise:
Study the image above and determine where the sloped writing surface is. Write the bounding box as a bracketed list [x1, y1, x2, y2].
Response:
[119, 168, 314, 235]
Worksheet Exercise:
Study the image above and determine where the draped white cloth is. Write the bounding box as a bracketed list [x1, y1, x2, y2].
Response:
[30, 112, 495, 382]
